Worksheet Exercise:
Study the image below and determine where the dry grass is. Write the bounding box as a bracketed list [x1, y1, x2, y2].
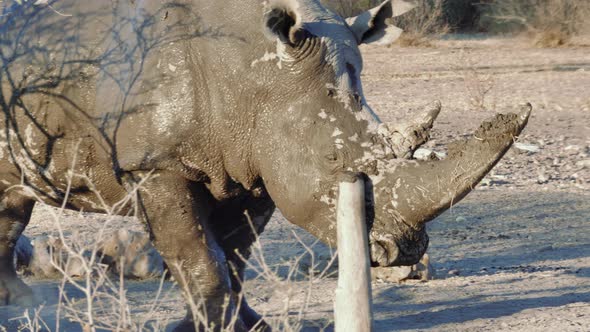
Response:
[393, 0, 450, 47]
[321, 0, 379, 17]
[478, 0, 590, 47]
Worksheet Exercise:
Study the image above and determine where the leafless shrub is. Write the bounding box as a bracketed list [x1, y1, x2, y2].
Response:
[393, 0, 450, 47]
[234, 212, 337, 331]
[5, 154, 173, 331]
[463, 67, 495, 111]
[8, 305, 51, 332]
[455, 52, 496, 112]
[478, 0, 590, 47]
[7, 162, 337, 331]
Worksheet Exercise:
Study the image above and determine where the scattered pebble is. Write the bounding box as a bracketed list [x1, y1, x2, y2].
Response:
[413, 148, 446, 160]
[539, 245, 554, 252]
[514, 142, 541, 153]
[576, 159, 590, 169]
[448, 269, 460, 276]
[413, 148, 433, 160]
[537, 171, 550, 184]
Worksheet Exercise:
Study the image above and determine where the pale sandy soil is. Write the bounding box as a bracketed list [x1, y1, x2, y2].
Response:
[1, 37, 589, 331]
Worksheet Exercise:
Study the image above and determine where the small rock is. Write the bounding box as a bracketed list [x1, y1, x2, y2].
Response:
[455, 216, 467, 222]
[491, 174, 507, 180]
[576, 159, 590, 169]
[410, 253, 433, 281]
[433, 151, 447, 159]
[448, 269, 460, 276]
[479, 177, 492, 186]
[372, 265, 412, 283]
[413, 148, 433, 160]
[413, 148, 446, 161]
[371, 253, 433, 283]
[514, 142, 540, 153]
[539, 245, 554, 252]
[537, 172, 549, 184]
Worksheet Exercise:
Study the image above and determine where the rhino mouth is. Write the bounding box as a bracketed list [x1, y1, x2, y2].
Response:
[368, 227, 429, 267]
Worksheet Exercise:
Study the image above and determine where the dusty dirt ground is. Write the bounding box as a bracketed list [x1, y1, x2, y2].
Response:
[1, 37, 589, 331]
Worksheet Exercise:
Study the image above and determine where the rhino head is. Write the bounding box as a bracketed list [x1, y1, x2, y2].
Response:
[252, 0, 530, 267]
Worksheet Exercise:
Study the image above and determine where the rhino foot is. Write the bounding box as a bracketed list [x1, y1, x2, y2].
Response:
[240, 302, 271, 331]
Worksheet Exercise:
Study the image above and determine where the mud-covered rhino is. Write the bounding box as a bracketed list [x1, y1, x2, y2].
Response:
[0, 0, 530, 330]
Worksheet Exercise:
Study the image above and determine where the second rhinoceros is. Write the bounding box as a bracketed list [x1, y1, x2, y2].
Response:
[0, 0, 530, 330]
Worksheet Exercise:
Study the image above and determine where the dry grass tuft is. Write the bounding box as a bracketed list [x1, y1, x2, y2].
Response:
[532, 25, 571, 48]
[396, 33, 434, 48]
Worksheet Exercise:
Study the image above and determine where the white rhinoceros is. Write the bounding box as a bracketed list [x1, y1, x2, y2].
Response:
[0, 0, 530, 330]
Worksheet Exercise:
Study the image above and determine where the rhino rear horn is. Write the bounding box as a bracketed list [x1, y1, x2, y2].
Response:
[379, 101, 441, 159]
[386, 103, 532, 226]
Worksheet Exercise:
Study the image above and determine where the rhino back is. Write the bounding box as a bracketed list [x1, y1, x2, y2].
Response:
[1, 0, 274, 206]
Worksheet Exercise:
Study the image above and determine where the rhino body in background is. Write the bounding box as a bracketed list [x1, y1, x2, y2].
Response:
[0, 0, 530, 330]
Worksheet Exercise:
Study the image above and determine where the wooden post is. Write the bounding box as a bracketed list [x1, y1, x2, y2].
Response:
[334, 176, 373, 332]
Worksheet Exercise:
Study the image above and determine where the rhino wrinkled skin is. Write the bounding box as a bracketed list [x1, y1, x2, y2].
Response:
[0, 0, 530, 330]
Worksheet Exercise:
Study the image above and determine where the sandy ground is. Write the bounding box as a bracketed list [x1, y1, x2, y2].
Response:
[1, 37, 589, 331]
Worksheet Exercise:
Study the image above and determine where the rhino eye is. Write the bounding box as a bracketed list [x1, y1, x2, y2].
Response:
[327, 88, 336, 98]
[324, 152, 338, 161]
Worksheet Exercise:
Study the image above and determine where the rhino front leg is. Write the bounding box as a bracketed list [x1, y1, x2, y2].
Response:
[210, 196, 275, 331]
[134, 171, 246, 332]
[0, 189, 35, 307]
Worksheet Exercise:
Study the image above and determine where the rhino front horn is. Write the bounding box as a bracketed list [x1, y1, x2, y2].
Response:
[383, 103, 532, 227]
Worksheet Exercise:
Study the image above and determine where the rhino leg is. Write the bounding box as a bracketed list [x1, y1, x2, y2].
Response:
[134, 171, 247, 332]
[210, 196, 275, 331]
[0, 189, 35, 307]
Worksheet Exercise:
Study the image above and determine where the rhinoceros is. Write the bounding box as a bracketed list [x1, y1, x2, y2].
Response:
[0, 0, 530, 330]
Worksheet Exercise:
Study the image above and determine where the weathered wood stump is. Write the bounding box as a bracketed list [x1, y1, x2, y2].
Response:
[334, 176, 373, 332]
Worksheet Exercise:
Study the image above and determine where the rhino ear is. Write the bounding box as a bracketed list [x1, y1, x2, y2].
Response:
[346, 0, 415, 46]
[263, 0, 304, 45]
